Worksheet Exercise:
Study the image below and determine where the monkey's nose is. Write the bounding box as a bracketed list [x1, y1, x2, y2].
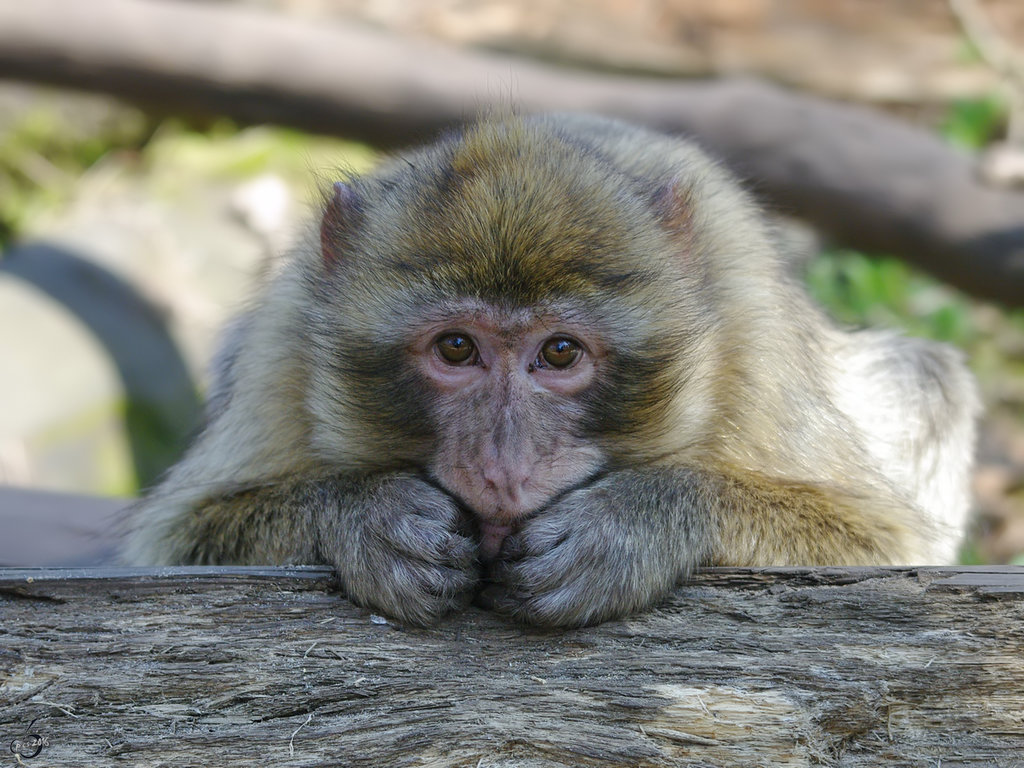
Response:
[481, 463, 530, 511]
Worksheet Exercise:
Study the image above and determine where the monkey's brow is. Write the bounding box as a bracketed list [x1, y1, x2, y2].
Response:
[415, 300, 589, 329]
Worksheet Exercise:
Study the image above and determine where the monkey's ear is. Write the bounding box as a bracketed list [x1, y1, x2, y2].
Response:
[320, 181, 362, 267]
[652, 177, 696, 238]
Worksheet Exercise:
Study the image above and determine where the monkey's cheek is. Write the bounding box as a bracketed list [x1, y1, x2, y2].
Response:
[479, 522, 514, 561]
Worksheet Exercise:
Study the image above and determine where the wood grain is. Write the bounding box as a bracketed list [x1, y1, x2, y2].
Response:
[2, 566, 1022, 766]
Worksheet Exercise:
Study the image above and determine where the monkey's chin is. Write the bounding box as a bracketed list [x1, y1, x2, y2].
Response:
[479, 522, 514, 561]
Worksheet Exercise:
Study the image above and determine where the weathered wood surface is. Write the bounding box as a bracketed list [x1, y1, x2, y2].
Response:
[1, 566, 1022, 766]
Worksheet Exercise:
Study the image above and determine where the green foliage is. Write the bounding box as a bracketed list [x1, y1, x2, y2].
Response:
[957, 540, 986, 566]
[805, 248, 1024, 410]
[0, 106, 376, 249]
[804, 249, 977, 347]
[806, 247, 1024, 399]
[142, 120, 377, 201]
[0, 101, 151, 247]
[940, 94, 1006, 149]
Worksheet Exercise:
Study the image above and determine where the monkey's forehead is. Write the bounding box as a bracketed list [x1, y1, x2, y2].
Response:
[378, 241, 665, 306]
[348, 197, 680, 309]
[318, 113, 755, 313]
[357, 149, 677, 302]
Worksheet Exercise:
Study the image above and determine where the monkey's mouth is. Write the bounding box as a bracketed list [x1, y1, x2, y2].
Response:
[478, 521, 515, 561]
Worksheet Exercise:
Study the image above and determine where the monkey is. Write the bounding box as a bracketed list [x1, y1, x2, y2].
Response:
[124, 113, 979, 628]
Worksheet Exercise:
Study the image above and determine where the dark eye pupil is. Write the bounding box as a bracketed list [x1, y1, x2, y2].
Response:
[437, 334, 474, 364]
[542, 337, 580, 368]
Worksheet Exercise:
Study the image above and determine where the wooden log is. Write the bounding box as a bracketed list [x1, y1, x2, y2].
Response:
[1, 565, 1022, 765]
[0, 487, 123, 566]
[0, 0, 1023, 305]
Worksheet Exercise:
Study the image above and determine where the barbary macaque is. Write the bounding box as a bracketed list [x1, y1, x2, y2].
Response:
[125, 114, 978, 627]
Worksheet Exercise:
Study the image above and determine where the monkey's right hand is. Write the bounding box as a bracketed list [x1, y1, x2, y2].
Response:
[317, 473, 480, 625]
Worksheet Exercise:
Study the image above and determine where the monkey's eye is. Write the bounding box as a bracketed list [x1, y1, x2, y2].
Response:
[539, 337, 582, 369]
[436, 333, 477, 365]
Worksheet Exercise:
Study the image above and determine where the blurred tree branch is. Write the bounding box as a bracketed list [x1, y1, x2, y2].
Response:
[1, 0, 1022, 305]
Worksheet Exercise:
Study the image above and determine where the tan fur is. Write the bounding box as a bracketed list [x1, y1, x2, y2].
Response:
[124, 114, 979, 626]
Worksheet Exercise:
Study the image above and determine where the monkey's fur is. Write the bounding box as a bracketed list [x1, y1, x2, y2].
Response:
[125, 114, 978, 627]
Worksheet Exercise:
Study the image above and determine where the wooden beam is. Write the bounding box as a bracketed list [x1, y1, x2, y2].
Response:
[2, 566, 1022, 765]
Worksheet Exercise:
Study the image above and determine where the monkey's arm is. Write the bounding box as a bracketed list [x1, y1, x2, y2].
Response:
[482, 467, 923, 628]
[156, 473, 480, 626]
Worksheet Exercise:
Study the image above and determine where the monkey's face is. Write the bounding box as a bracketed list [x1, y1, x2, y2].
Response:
[409, 302, 607, 558]
[306, 117, 719, 556]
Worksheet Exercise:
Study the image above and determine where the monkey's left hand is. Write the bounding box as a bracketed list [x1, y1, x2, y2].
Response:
[478, 469, 712, 627]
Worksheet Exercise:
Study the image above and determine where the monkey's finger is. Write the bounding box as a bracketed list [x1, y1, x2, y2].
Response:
[473, 581, 533, 616]
[495, 532, 527, 562]
[521, 583, 612, 628]
[407, 561, 480, 602]
[350, 557, 480, 626]
[476, 579, 600, 627]
[478, 548, 572, 615]
[498, 518, 571, 562]
[382, 511, 477, 569]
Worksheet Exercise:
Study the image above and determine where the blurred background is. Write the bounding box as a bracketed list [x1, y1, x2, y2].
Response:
[1, 0, 1022, 565]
